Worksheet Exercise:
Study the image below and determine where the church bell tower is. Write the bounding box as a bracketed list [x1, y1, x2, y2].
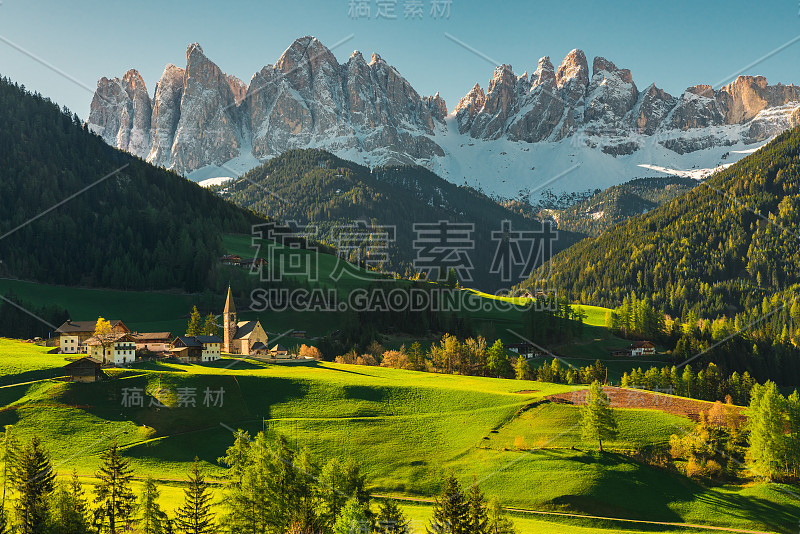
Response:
[223, 285, 237, 353]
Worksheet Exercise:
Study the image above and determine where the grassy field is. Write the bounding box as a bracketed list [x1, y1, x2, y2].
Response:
[0, 340, 797, 533]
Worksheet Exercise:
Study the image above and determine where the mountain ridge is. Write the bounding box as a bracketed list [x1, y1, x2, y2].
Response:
[88, 37, 800, 198]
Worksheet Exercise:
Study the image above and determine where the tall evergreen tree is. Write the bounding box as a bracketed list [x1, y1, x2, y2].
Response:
[427, 474, 469, 534]
[0, 426, 20, 533]
[174, 458, 215, 534]
[138, 476, 169, 534]
[375, 499, 410, 534]
[466, 484, 488, 534]
[47, 472, 90, 534]
[486, 499, 516, 534]
[187, 307, 203, 336]
[14, 436, 55, 534]
[748, 382, 788, 480]
[201, 314, 219, 337]
[580, 381, 618, 452]
[93, 441, 136, 534]
[332, 498, 369, 534]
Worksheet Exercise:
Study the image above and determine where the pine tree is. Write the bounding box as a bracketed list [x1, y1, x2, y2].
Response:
[201, 314, 219, 337]
[186, 307, 202, 336]
[748, 382, 788, 480]
[580, 381, 618, 452]
[174, 458, 215, 534]
[0, 426, 20, 532]
[486, 499, 516, 534]
[14, 436, 55, 534]
[376, 499, 410, 534]
[138, 476, 169, 534]
[427, 474, 468, 534]
[466, 484, 488, 534]
[47, 472, 90, 534]
[333, 498, 370, 534]
[93, 441, 136, 534]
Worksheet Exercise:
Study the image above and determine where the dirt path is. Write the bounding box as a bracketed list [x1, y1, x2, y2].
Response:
[547, 386, 747, 424]
[374, 494, 774, 534]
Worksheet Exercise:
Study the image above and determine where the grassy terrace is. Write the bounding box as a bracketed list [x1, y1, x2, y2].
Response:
[0, 340, 796, 533]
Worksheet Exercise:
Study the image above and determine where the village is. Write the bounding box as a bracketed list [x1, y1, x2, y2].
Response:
[49, 283, 658, 383]
[58, 286, 308, 381]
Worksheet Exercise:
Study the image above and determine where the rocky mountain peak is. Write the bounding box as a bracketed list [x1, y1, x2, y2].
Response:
[592, 56, 634, 85]
[686, 84, 715, 98]
[226, 75, 247, 105]
[89, 38, 800, 192]
[531, 56, 556, 89]
[424, 92, 448, 121]
[556, 49, 589, 89]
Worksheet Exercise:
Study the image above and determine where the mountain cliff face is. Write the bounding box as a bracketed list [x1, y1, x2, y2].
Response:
[90, 38, 444, 175]
[89, 37, 800, 196]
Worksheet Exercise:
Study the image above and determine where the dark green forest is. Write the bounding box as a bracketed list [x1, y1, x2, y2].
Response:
[526, 128, 800, 385]
[533, 128, 800, 318]
[541, 176, 698, 237]
[214, 149, 581, 291]
[0, 76, 261, 292]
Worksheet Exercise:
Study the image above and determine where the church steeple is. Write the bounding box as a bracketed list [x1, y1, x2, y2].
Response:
[223, 285, 237, 353]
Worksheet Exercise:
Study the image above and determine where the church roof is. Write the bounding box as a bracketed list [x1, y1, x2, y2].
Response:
[233, 320, 261, 340]
[223, 285, 236, 315]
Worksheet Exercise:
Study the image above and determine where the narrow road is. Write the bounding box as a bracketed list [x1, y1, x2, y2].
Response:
[373, 494, 776, 534]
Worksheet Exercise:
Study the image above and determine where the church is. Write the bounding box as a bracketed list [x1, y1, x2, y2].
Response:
[223, 286, 269, 356]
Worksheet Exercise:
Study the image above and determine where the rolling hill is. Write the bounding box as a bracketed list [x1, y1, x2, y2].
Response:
[530, 127, 800, 319]
[213, 149, 582, 291]
[0, 340, 798, 533]
[540, 176, 698, 238]
[0, 75, 260, 293]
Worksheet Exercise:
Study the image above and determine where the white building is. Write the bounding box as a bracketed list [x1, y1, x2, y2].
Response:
[85, 333, 137, 365]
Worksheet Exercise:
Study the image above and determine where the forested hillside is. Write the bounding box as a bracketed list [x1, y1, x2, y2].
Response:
[0, 76, 260, 291]
[531, 127, 800, 319]
[215, 149, 581, 291]
[540, 176, 698, 237]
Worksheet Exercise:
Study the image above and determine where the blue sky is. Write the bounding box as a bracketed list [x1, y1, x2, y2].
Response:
[1, 0, 798, 119]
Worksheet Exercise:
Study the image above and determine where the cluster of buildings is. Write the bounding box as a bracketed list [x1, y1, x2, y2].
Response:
[58, 287, 294, 379]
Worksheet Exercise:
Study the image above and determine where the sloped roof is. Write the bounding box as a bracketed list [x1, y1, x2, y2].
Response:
[64, 357, 103, 368]
[85, 333, 134, 346]
[224, 285, 236, 315]
[251, 341, 268, 351]
[195, 335, 222, 344]
[132, 332, 172, 341]
[269, 344, 288, 352]
[233, 320, 260, 340]
[56, 320, 126, 334]
[173, 336, 202, 348]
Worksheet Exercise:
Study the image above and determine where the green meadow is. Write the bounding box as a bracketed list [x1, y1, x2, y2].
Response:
[0, 340, 797, 533]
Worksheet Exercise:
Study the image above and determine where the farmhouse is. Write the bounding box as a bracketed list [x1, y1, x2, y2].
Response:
[269, 344, 289, 358]
[55, 320, 130, 354]
[132, 332, 172, 353]
[507, 342, 535, 357]
[85, 333, 136, 365]
[629, 341, 656, 357]
[170, 335, 222, 363]
[223, 286, 269, 356]
[63, 357, 105, 382]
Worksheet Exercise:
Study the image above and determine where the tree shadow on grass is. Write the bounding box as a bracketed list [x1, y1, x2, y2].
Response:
[533, 449, 800, 531]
